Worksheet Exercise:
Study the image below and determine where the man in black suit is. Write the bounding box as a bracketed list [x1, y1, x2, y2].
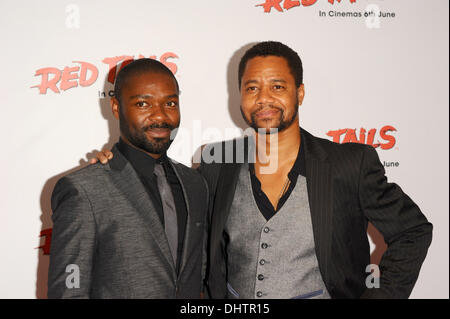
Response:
[49, 59, 208, 298]
[95, 42, 432, 299]
[198, 41, 432, 299]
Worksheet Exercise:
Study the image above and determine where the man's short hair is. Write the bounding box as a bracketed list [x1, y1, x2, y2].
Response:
[114, 58, 179, 104]
[238, 41, 303, 89]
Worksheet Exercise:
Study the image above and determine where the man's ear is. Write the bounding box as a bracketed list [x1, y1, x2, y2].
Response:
[111, 97, 120, 120]
[297, 84, 305, 106]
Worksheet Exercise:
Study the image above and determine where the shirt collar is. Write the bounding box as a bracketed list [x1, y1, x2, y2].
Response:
[117, 138, 167, 179]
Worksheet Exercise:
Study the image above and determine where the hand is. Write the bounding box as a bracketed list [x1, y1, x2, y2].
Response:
[89, 150, 113, 164]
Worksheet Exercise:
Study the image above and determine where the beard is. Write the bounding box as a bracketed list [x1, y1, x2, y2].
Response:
[119, 114, 178, 155]
[241, 98, 299, 134]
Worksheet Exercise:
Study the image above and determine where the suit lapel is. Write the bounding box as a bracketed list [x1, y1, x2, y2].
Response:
[108, 146, 176, 276]
[302, 129, 334, 288]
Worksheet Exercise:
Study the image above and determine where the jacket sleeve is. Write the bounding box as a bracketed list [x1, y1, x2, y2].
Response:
[358, 145, 432, 299]
[47, 176, 97, 299]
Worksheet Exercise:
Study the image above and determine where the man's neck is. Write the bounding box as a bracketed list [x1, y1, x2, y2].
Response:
[254, 121, 300, 175]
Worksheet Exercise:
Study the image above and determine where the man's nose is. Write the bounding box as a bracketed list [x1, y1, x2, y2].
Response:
[256, 86, 275, 105]
[149, 104, 169, 121]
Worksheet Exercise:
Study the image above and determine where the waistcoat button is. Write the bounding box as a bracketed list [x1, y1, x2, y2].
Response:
[264, 227, 270, 233]
[261, 243, 268, 249]
[256, 291, 263, 297]
[258, 274, 264, 281]
[259, 259, 265, 265]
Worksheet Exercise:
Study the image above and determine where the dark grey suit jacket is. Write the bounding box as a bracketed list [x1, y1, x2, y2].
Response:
[200, 128, 432, 299]
[48, 145, 209, 298]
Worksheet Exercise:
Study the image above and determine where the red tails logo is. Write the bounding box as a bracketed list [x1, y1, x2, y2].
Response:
[257, 0, 356, 13]
[326, 126, 397, 150]
[32, 53, 178, 94]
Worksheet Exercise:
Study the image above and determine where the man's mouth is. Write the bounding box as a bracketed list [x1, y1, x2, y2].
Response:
[254, 107, 280, 119]
[145, 127, 171, 138]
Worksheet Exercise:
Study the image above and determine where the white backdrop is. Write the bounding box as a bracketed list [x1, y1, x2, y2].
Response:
[0, 0, 448, 298]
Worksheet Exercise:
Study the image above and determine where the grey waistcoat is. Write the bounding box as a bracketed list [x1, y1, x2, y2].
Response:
[224, 163, 330, 299]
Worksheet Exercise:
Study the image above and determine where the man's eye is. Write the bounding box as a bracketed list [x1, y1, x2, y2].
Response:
[166, 101, 178, 107]
[273, 85, 284, 90]
[136, 101, 148, 107]
[246, 87, 257, 92]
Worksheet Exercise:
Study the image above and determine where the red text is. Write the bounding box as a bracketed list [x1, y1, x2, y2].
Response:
[37, 228, 52, 255]
[326, 126, 397, 150]
[257, 0, 356, 13]
[32, 61, 98, 94]
[32, 53, 178, 94]
[103, 53, 178, 85]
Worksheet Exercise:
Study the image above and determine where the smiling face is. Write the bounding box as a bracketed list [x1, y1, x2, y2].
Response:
[111, 71, 180, 157]
[240, 56, 304, 134]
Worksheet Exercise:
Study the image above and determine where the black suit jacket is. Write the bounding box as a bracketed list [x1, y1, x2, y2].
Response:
[199, 128, 432, 299]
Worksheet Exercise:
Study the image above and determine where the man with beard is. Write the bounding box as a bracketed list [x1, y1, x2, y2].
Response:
[48, 58, 209, 298]
[94, 42, 432, 299]
[199, 41, 432, 299]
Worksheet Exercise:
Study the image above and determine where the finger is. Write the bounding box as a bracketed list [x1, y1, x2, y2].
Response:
[96, 152, 108, 164]
[101, 150, 112, 162]
[89, 158, 98, 164]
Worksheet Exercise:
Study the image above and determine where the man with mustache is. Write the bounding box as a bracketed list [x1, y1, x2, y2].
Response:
[200, 41, 432, 299]
[94, 42, 432, 299]
[48, 58, 209, 298]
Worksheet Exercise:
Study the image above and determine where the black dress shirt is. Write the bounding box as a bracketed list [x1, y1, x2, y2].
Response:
[249, 141, 306, 221]
[117, 138, 187, 273]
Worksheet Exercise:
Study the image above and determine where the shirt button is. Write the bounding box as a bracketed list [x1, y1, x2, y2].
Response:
[261, 243, 268, 249]
[256, 291, 263, 297]
[263, 227, 270, 233]
[259, 259, 265, 265]
[257, 274, 264, 281]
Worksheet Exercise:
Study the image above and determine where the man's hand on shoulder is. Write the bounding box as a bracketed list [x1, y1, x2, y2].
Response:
[89, 150, 113, 165]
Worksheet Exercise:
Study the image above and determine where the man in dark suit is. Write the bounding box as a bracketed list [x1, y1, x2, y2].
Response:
[198, 41, 432, 299]
[48, 58, 208, 298]
[94, 42, 432, 299]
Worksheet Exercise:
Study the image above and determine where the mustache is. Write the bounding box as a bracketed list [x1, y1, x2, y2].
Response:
[143, 122, 175, 131]
[252, 105, 283, 114]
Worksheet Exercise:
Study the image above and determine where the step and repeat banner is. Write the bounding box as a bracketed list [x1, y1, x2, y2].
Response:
[0, 0, 448, 298]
